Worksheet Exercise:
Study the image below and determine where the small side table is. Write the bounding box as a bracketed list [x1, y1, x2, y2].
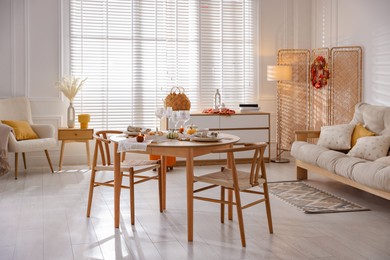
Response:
[58, 128, 94, 170]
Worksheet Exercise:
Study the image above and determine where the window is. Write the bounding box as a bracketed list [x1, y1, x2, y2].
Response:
[68, 0, 256, 130]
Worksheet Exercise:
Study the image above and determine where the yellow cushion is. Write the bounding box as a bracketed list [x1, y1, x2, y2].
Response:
[351, 123, 375, 147]
[1, 120, 39, 140]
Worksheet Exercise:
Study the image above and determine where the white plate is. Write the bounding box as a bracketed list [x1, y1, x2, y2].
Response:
[123, 131, 140, 137]
[192, 136, 221, 142]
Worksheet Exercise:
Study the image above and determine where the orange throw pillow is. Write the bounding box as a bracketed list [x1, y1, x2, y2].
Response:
[1, 120, 39, 141]
[351, 123, 375, 147]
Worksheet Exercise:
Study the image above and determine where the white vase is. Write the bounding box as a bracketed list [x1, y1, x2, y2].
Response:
[67, 102, 75, 128]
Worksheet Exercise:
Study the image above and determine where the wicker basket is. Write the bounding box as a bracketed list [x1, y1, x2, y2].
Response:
[164, 87, 191, 111]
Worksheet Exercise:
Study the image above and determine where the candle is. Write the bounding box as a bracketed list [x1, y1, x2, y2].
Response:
[136, 133, 144, 142]
[179, 125, 184, 133]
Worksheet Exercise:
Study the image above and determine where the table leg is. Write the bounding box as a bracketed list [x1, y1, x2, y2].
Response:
[114, 143, 121, 228]
[227, 145, 233, 220]
[85, 140, 91, 169]
[160, 155, 167, 210]
[186, 150, 194, 242]
[59, 140, 66, 171]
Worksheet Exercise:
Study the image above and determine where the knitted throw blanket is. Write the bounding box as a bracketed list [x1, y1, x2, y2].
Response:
[0, 123, 12, 176]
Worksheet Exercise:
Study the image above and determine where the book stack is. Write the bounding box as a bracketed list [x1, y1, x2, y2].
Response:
[239, 104, 260, 112]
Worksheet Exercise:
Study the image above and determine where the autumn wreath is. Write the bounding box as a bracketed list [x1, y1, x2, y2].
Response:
[311, 56, 330, 89]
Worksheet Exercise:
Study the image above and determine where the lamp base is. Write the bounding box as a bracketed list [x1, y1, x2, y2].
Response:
[271, 158, 290, 163]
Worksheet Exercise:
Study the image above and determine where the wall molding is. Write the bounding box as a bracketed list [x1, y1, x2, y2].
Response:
[25, 0, 62, 102]
[24, 0, 29, 98]
[10, 0, 15, 97]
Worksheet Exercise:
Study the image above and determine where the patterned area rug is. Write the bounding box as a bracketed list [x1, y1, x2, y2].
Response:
[268, 181, 369, 214]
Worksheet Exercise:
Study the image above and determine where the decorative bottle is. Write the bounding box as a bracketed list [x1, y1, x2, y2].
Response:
[214, 89, 221, 109]
[67, 102, 75, 128]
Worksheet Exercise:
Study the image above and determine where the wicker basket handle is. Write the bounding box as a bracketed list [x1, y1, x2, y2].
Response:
[170, 86, 186, 94]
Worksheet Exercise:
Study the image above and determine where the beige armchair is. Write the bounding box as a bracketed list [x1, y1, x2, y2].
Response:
[0, 97, 56, 179]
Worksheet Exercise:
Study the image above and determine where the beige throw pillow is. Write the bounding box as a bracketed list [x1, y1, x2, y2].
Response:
[347, 136, 390, 161]
[317, 124, 355, 150]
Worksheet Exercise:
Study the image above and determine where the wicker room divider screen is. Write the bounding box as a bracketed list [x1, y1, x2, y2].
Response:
[277, 49, 310, 155]
[275, 46, 362, 156]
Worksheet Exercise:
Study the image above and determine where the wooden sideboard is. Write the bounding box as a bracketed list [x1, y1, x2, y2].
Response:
[169, 112, 270, 165]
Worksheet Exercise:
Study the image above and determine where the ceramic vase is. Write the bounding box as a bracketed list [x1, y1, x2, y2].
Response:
[67, 102, 75, 128]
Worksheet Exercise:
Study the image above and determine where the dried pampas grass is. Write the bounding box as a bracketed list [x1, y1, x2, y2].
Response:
[56, 76, 87, 102]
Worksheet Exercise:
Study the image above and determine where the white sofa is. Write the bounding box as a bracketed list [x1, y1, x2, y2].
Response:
[291, 103, 390, 200]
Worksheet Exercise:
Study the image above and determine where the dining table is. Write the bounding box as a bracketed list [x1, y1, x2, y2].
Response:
[110, 133, 240, 241]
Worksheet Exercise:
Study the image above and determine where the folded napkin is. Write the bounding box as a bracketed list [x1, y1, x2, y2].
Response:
[117, 138, 152, 152]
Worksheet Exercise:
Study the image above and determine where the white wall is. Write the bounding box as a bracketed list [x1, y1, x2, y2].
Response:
[0, 0, 89, 168]
[312, 0, 390, 105]
[258, 0, 312, 152]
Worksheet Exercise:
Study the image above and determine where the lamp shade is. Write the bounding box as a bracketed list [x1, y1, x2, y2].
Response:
[267, 65, 292, 81]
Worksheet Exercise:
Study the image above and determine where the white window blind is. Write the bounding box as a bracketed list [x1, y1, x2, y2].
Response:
[69, 0, 255, 130]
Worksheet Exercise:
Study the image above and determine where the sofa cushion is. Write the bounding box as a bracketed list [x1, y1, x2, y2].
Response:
[351, 162, 390, 192]
[347, 136, 390, 161]
[351, 123, 375, 147]
[375, 156, 390, 166]
[334, 157, 367, 179]
[317, 124, 355, 150]
[350, 102, 390, 134]
[291, 141, 329, 165]
[317, 150, 348, 173]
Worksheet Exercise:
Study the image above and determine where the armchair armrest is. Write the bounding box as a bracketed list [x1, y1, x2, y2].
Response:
[295, 130, 321, 141]
[31, 124, 55, 139]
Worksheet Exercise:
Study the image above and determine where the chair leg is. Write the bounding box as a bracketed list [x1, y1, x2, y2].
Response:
[129, 169, 135, 225]
[44, 150, 54, 173]
[263, 182, 273, 234]
[228, 189, 233, 220]
[22, 152, 27, 170]
[14, 153, 18, 180]
[234, 188, 246, 247]
[86, 168, 97, 217]
[220, 186, 225, 223]
[261, 160, 273, 234]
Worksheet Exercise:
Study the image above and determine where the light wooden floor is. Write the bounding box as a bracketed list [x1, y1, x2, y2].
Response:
[0, 160, 389, 260]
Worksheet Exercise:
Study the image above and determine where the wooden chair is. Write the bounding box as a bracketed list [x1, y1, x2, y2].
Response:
[87, 130, 163, 225]
[193, 143, 273, 247]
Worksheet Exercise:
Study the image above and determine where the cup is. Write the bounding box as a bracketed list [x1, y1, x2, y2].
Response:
[78, 114, 90, 129]
[197, 128, 209, 137]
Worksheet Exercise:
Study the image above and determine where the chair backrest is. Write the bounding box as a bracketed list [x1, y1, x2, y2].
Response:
[0, 97, 33, 123]
[212, 142, 268, 186]
[93, 130, 123, 167]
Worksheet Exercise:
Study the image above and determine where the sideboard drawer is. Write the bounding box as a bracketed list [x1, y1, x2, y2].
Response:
[187, 115, 220, 129]
[220, 114, 269, 128]
[223, 129, 269, 157]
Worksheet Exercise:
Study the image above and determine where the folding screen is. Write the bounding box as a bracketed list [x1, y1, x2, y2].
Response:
[277, 49, 310, 154]
[330, 46, 363, 125]
[275, 46, 362, 154]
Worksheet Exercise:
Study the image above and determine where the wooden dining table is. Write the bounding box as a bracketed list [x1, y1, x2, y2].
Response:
[110, 133, 240, 241]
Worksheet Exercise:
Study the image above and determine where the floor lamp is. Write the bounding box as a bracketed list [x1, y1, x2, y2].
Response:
[267, 65, 292, 163]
